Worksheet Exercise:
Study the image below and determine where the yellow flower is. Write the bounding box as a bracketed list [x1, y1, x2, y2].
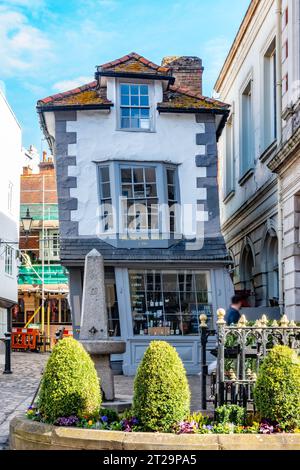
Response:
[27, 410, 34, 415]
[88, 420, 93, 426]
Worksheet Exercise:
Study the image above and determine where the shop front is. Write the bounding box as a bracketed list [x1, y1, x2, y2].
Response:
[89, 265, 232, 375]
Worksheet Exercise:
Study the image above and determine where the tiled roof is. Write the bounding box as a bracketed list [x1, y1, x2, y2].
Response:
[98, 52, 171, 76]
[158, 85, 229, 112]
[37, 81, 112, 108]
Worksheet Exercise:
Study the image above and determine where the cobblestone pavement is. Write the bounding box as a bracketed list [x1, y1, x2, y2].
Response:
[0, 352, 207, 450]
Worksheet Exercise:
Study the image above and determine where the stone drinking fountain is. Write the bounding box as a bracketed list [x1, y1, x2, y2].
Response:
[79, 249, 126, 402]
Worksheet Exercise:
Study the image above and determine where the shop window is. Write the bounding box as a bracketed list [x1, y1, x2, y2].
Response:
[129, 269, 212, 336]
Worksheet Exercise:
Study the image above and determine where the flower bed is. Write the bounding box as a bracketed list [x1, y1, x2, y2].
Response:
[10, 416, 300, 451]
[26, 405, 300, 435]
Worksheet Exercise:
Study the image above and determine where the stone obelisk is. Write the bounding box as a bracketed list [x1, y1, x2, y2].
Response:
[79, 249, 126, 401]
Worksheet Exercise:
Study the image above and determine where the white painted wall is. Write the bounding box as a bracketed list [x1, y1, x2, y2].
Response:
[217, 0, 277, 225]
[46, 77, 210, 239]
[0, 89, 21, 306]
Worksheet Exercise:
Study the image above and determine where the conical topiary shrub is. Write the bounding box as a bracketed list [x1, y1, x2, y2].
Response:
[254, 345, 300, 429]
[38, 337, 101, 423]
[133, 340, 190, 432]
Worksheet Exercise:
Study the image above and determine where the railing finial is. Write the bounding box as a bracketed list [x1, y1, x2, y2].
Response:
[280, 314, 289, 328]
[216, 308, 226, 325]
[260, 314, 267, 327]
[199, 313, 207, 328]
[237, 314, 247, 327]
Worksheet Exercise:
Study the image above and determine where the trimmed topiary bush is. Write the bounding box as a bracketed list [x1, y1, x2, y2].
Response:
[254, 345, 300, 429]
[215, 405, 246, 426]
[38, 337, 101, 423]
[133, 340, 190, 432]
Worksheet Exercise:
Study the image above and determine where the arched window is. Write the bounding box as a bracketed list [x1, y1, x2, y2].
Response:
[240, 242, 255, 306]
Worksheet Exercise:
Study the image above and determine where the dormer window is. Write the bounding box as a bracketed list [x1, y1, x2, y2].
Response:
[120, 83, 150, 130]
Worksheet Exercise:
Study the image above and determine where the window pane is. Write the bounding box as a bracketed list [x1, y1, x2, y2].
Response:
[145, 167, 156, 182]
[120, 84, 129, 95]
[140, 95, 149, 106]
[163, 272, 178, 291]
[133, 167, 143, 183]
[131, 118, 139, 128]
[101, 182, 111, 198]
[146, 184, 157, 197]
[131, 108, 140, 117]
[121, 168, 132, 183]
[100, 166, 110, 182]
[121, 95, 129, 106]
[131, 95, 139, 106]
[134, 184, 145, 197]
[168, 185, 175, 200]
[122, 184, 133, 197]
[140, 85, 148, 95]
[121, 117, 130, 128]
[121, 107, 130, 117]
[141, 108, 149, 117]
[131, 85, 139, 95]
[167, 169, 175, 184]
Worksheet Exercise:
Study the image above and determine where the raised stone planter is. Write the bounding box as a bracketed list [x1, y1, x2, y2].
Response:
[10, 416, 300, 450]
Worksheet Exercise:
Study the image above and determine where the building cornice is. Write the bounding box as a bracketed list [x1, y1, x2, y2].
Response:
[267, 127, 300, 174]
[214, 0, 260, 92]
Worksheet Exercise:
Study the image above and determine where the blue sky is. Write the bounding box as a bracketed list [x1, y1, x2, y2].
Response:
[0, 0, 249, 152]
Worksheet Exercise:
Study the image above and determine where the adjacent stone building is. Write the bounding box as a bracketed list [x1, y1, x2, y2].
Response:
[215, 0, 300, 319]
[37, 52, 233, 374]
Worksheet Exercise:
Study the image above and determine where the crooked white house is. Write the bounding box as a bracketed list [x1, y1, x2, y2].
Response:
[37, 52, 233, 374]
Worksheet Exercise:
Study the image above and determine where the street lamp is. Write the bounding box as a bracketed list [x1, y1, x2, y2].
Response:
[21, 208, 33, 235]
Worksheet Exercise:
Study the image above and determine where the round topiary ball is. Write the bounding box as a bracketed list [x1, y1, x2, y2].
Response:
[38, 337, 101, 422]
[254, 345, 300, 429]
[133, 340, 190, 432]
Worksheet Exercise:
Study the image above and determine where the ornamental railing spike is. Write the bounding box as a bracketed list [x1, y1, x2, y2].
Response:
[280, 314, 289, 327]
[260, 314, 267, 327]
[237, 314, 247, 327]
[289, 319, 296, 327]
[271, 319, 278, 327]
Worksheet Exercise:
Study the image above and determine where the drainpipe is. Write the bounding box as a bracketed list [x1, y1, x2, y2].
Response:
[276, 0, 284, 314]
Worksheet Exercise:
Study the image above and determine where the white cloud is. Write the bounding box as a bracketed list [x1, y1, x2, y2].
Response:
[0, 6, 52, 77]
[1, 0, 44, 9]
[52, 76, 93, 92]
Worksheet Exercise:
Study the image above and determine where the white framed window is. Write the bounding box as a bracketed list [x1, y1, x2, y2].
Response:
[119, 83, 151, 130]
[8, 181, 13, 212]
[240, 79, 254, 176]
[263, 39, 277, 149]
[43, 230, 60, 260]
[5, 245, 13, 276]
[120, 165, 159, 234]
[99, 166, 113, 232]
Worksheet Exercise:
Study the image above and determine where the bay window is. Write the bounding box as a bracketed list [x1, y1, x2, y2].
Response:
[97, 161, 179, 244]
[129, 269, 212, 336]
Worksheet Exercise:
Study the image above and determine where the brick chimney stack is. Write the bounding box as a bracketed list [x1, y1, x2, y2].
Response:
[161, 56, 204, 95]
[39, 151, 54, 174]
